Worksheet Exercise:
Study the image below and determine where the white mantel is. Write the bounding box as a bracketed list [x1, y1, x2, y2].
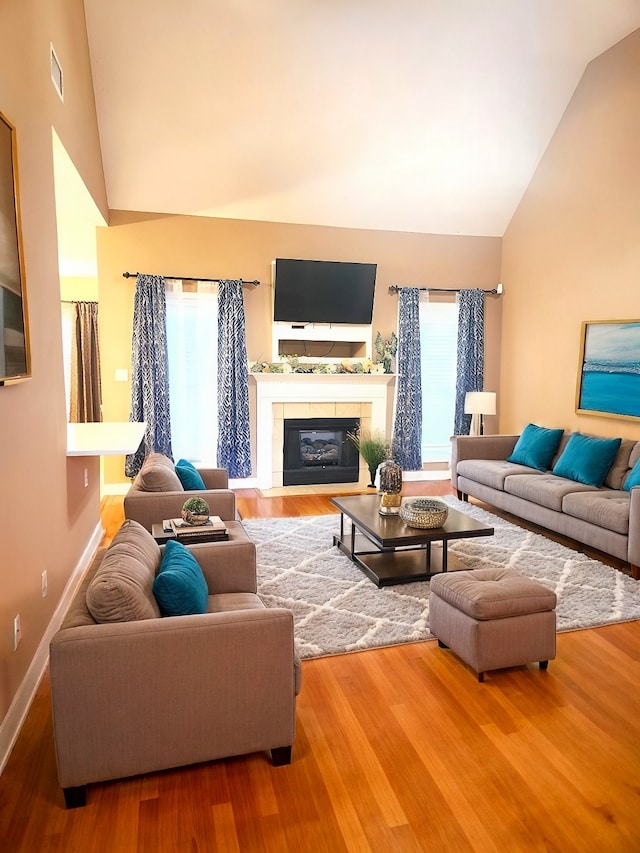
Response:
[249, 372, 395, 489]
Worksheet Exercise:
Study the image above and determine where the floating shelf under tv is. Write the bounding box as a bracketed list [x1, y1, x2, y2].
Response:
[272, 322, 372, 362]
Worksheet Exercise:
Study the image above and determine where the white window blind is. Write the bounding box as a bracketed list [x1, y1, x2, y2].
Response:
[419, 297, 458, 464]
[165, 282, 218, 466]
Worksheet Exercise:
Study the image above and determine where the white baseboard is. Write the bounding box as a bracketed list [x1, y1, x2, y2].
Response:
[403, 469, 451, 481]
[229, 476, 259, 489]
[0, 522, 104, 776]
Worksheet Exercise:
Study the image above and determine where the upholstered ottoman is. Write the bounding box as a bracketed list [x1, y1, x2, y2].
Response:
[429, 568, 557, 682]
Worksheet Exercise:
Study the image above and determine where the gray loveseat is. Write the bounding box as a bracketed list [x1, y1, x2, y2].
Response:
[50, 520, 301, 808]
[451, 430, 640, 580]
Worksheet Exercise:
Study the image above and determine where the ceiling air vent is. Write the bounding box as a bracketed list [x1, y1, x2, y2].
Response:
[50, 43, 63, 101]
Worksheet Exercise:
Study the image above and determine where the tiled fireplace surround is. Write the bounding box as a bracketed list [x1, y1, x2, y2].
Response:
[249, 373, 395, 490]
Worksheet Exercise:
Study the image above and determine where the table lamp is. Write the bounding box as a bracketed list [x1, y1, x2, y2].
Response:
[464, 391, 496, 436]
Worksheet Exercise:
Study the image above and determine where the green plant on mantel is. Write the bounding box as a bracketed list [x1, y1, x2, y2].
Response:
[346, 428, 389, 488]
[374, 331, 398, 374]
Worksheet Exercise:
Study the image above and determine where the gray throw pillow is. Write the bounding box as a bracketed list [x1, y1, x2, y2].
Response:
[136, 452, 184, 492]
[86, 519, 162, 623]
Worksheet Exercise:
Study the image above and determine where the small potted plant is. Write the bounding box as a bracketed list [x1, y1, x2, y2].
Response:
[346, 428, 389, 488]
[181, 496, 211, 525]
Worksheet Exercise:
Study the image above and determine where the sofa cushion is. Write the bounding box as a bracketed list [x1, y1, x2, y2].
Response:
[506, 424, 564, 472]
[562, 491, 630, 535]
[430, 568, 556, 620]
[175, 458, 206, 490]
[604, 439, 636, 490]
[135, 452, 184, 492]
[504, 473, 595, 511]
[552, 433, 622, 488]
[623, 458, 640, 492]
[86, 519, 162, 623]
[153, 540, 208, 616]
[208, 592, 266, 613]
[456, 459, 544, 491]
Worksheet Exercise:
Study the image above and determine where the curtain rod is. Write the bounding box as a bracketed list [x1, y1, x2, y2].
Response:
[388, 283, 503, 295]
[122, 272, 260, 286]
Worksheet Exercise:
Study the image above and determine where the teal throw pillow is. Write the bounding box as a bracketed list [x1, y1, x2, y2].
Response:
[175, 458, 206, 490]
[153, 539, 208, 616]
[506, 424, 564, 472]
[623, 459, 640, 491]
[552, 433, 622, 488]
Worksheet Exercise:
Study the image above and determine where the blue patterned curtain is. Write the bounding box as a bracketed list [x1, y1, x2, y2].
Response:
[217, 280, 252, 477]
[125, 274, 173, 477]
[392, 287, 423, 470]
[454, 289, 485, 435]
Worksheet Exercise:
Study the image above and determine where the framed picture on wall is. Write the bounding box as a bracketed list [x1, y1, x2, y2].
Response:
[0, 110, 30, 384]
[576, 320, 640, 421]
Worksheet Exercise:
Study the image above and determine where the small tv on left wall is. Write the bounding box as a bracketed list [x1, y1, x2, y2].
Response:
[0, 110, 30, 385]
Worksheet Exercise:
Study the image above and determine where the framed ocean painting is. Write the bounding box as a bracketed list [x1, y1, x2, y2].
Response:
[576, 320, 640, 421]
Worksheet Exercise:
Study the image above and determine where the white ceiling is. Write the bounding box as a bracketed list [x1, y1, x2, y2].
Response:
[80, 0, 640, 238]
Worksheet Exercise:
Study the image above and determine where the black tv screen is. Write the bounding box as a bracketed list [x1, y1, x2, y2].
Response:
[273, 258, 376, 325]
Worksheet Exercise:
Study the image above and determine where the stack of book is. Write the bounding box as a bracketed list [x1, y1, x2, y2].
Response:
[166, 516, 229, 542]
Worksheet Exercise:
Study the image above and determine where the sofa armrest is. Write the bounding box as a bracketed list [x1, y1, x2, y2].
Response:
[50, 607, 297, 789]
[184, 538, 257, 594]
[450, 434, 519, 489]
[199, 468, 229, 489]
[628, 487, 640, 573]
[124, 488, 237, 531]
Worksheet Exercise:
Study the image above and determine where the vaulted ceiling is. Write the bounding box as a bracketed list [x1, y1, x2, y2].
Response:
[82, 1, 640, 238]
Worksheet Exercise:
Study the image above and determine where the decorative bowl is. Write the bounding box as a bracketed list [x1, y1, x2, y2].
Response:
[400, 498, 449, 529]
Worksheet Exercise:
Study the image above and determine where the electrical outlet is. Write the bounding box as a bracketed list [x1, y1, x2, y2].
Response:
[42, 569, 48, 598]
[13, 614, 21, 651]
[83, 467, 89, 488]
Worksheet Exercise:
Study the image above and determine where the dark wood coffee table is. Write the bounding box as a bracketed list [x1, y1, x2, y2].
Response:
[331, 495, 494, 587]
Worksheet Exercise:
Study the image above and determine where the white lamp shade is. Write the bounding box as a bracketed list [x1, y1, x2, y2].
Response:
[464, 391, 496, 416]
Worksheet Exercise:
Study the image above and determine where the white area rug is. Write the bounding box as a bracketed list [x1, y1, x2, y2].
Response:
[243, 495, 640, 659]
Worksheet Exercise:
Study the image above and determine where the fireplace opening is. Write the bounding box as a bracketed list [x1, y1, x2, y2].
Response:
[283, 417, 360, 486]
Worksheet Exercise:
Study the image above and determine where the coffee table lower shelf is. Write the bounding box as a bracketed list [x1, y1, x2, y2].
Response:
[333, 530, 467, 587]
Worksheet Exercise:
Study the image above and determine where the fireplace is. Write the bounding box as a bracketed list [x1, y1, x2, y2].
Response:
[283, 417, 360, 486]
[249, 373, 394, 489]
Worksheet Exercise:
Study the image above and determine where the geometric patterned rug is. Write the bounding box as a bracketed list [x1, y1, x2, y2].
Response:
[243, 495, 640, 659]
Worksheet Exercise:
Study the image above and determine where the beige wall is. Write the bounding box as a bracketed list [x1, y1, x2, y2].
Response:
[501, 29, 640, 441]
[60, 276, 99, 302]
[96, 214, 502, 485]
[0, 0, 106, 734]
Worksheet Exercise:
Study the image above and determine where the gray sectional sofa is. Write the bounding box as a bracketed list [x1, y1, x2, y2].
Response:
[451, 429, 640, 580]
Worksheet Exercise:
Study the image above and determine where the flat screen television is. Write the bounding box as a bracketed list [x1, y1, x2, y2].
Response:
[0, 285, 28, 382]
[273, 258, 377, 325]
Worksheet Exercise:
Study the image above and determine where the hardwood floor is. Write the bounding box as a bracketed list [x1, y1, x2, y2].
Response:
[1, 484, 639, 851]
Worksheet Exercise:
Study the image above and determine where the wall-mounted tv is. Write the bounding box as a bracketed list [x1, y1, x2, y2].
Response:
[273, 258, 377, 325]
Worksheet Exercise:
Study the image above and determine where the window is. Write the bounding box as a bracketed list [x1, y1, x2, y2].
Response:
[165, 282, 218, 465]
[419, 297, 458, 464]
